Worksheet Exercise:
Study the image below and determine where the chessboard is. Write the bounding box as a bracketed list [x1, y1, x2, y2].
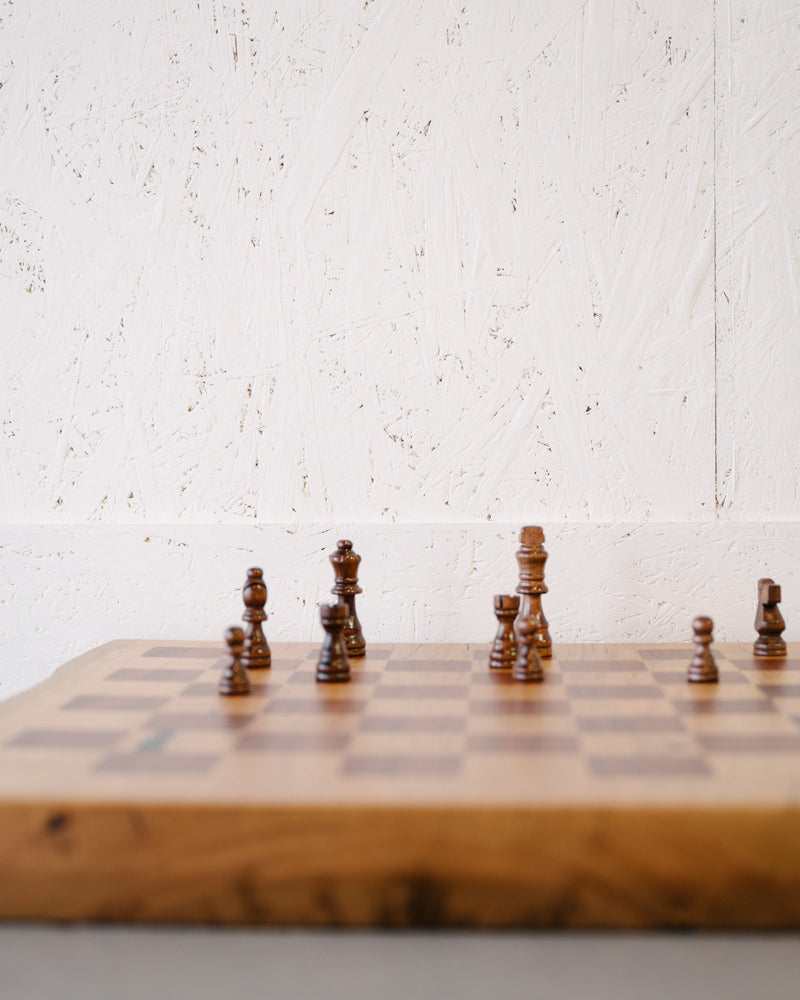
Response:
[1, 639, 800, 928]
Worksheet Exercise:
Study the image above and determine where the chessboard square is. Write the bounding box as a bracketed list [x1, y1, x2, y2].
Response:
[565, 684, 664, 699]
[469, 698, 571, 716]
[286, 669, 382, 685]
[649, 669, 750, 686]
[63, 694, 170, 712]
[237, 732, 351, 753]
[347, 731, 464, 757]
[726, 657, 800, 671]
[7, 728, 124, 749]
[360, 715, 466, 734]
[94, 752, 219, 774]
[265, 697, 368, 715]
[575, 715, 685, 734]
[580, 733, 698, 759]
[374, 684, 470, 700]
[143, 646, 224, 659]
[484, 674, 564, 692]
[466, 733, 580, 754]
[142, 713, 256, 732]
[636, 648, 692, 662]
[466, 713, 575, 737]
[557, 659, 647, 672]
[341, 754, 461, 777]
[756, 683, 800, 698]
[695, 733, 800, 753]
[106, 668, 206, 683]
[672, 698, 777, 715]
[270, 659, 303, 671]
[384, 659, 472, 673]
[587, 755, 712, 777]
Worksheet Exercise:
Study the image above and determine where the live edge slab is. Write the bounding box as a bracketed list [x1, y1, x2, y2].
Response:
[1, 640, 800, 929]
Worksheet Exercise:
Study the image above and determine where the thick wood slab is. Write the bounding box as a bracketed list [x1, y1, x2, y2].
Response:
[1, 640, 799, 927]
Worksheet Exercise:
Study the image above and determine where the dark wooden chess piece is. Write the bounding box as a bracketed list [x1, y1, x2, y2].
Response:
[242, 567, 271, 669]
[512, 616, 544, 682]
[316, 603, 352, 683]
[219, 626, 250, 696]
[687, 616, 719, 683]
[489, 595, 519, 669]
[754, 578, 787, 658]
[515, 525, 552, 658]
[330, 539, 366, 657]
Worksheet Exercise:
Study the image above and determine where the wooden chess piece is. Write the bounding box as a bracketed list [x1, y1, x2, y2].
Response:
[512, 616, 544, 682]
[316, 603, 352, 683]
[242, 567, 271, 669]
[330, 539, 366, 657]
[219, 626, 250, 696]
[515, 525, 552, 658]
[489, 595, 519, 669]
[754, 578, 787, 657]
[687, 616, 719, 683]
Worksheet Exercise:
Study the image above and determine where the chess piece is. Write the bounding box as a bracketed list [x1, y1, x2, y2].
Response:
[330, 539, 366, 657]
[316, 603, 351, 683]
[489, 595, 519, 669]
[219, 626, 250, 696]
[242, 568, 271, 669]
[515, 525, 552, 658]
[512, 616, 544, 682]
[754, 578, 787, 657]
[687, 616, 719, 683]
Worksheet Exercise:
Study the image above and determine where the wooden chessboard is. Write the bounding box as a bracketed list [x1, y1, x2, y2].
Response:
[1, 639, 800, 928]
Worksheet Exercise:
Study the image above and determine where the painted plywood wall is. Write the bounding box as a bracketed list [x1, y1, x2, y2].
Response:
[1, 0, 799, 697]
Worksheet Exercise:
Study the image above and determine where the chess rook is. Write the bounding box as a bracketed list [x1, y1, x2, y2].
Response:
[242, 567, 271, 669]
[330, 539, 366, 657]
[687, 616, 719, 684]
[515, 525, 552, 658]
[489, 595, 520, 670]
[316, 603, 352, 683]
[754, 578, 787, 658]
[512, 616, 544, 682]
[219, 626, 250, 696]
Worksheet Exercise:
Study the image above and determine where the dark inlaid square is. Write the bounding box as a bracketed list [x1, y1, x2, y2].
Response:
[107, 668, 205, 683]
[64, 695, 169, 712]
[143, 713, 255, 731]
[374, 684, 470, 700]
[342, 755, 461, 777]
[558, 659, 646, 672]
[271, 660, 303, 671]
[588, 756, 712, 777]
[566, 685, 663, 699]
[360, 715, 466, 733]
[8, 729, 123, 749]
[727, 657, 800, 671]
[695, 734, 800, 753]
[144, 646, 224, 659]
[469, 699, 570, 716]
[757, 683, 800, 698]
[237, 732, 350, 752]
[94, 753, 218, 774]
[467, 734, 580, 753]
[673, 698, 777, 715]
[385, 659, 472, 673]
[265, 697, 367, 714]
[472, 672, 563, 686]
[181, 682, 271, 697]
[576, 716, 684, 734]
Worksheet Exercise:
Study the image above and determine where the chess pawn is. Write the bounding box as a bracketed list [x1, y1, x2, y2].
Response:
[242, 568, 271, 669]
[219, 626, 250, 696]
[489, 595, 520, 669]
[512, 617, 544, 682]
[754, 578, 787, 657]
[515, 525, 552, 658]
[330, 539, 366, 657]
[316, 603, 352, 683]
[687, 616, 719, 683]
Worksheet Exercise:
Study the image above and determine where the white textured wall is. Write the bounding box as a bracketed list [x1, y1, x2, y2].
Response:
[1, 1, 798, 697]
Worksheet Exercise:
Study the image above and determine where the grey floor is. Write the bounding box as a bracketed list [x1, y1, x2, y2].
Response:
[1, 928, 799, 1000]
